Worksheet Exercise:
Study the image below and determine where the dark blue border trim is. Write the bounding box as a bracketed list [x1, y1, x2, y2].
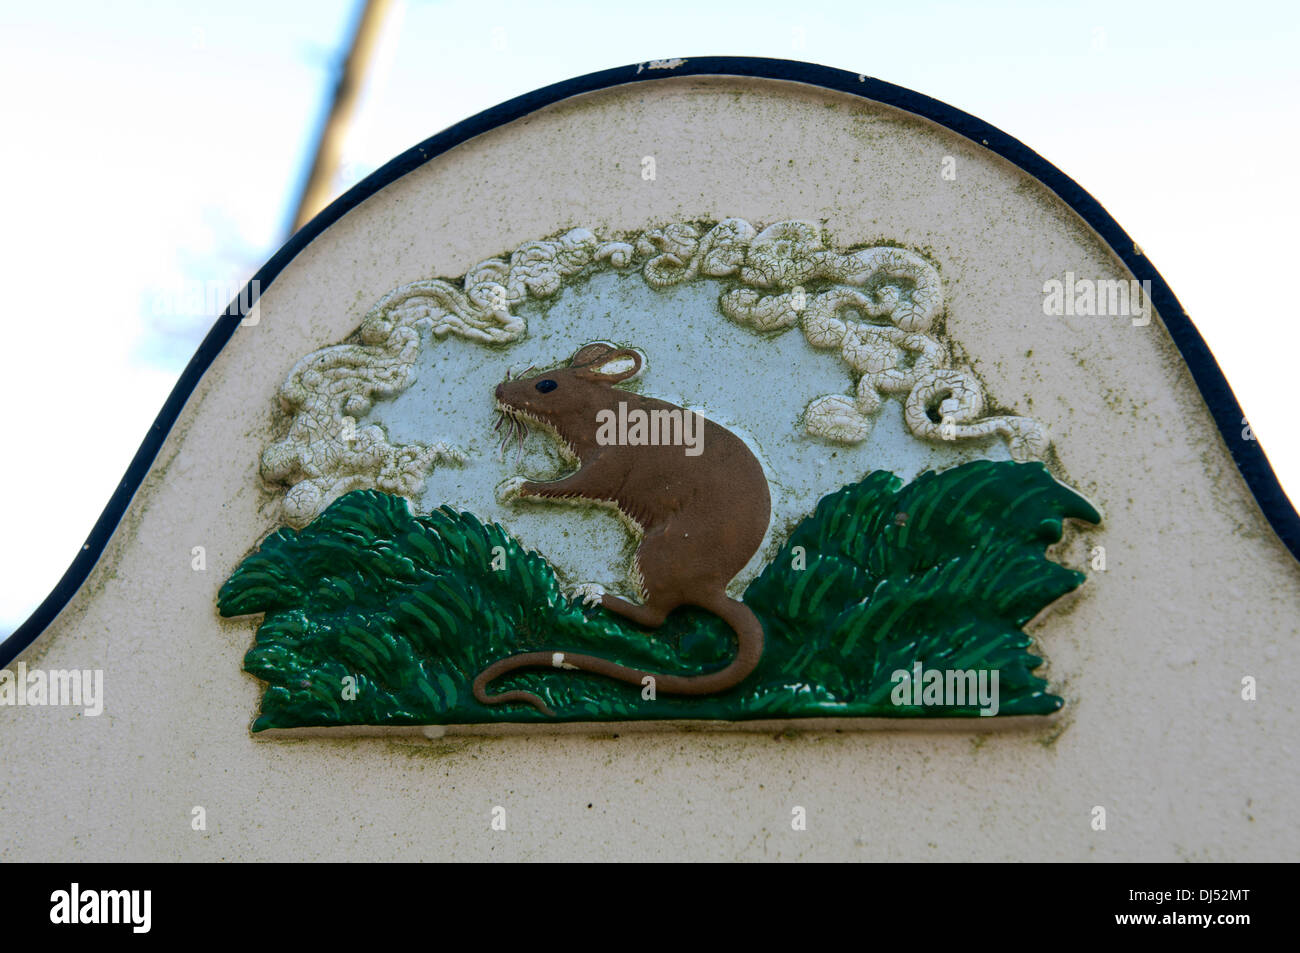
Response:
[3, 56, 1295, 667]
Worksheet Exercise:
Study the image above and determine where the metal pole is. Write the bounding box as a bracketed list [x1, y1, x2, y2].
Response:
[290, 0, 394, 234]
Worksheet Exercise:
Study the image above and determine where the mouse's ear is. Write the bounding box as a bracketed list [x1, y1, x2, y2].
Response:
[576, 347, 642, 383]
[569, 343, 616, 367]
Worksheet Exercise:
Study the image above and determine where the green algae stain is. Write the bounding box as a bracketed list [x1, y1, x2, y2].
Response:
[218, 460, 1098, 731]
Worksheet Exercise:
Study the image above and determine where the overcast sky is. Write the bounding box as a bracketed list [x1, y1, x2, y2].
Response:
[1, 0, 1297, 634]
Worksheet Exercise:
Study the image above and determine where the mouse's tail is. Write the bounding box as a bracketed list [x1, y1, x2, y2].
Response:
[472, 597, 764, 716]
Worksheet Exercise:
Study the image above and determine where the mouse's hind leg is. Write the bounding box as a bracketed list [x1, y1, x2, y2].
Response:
[596, 526, 688, 629]
[598, 591, 675, 628]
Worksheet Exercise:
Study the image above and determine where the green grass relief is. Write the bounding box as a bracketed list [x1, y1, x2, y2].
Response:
[218, 460, 1099, 730]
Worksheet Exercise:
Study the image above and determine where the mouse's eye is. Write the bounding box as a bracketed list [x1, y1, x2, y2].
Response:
[535, 379, 558, 394]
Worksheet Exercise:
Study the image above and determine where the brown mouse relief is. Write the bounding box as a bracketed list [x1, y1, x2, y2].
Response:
[221, 222, 1100, 733]
[477, 343, 770, 715]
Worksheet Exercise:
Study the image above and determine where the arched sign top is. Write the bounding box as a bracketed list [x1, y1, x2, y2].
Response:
[4, 55, 1295, 671]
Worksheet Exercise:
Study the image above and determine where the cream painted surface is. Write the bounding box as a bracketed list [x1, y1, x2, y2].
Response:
[2, 76, 1296, 861]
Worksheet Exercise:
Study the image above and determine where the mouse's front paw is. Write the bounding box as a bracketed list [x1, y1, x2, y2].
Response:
[496, 476, 530, 503]
[572, 582, 606, 607]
